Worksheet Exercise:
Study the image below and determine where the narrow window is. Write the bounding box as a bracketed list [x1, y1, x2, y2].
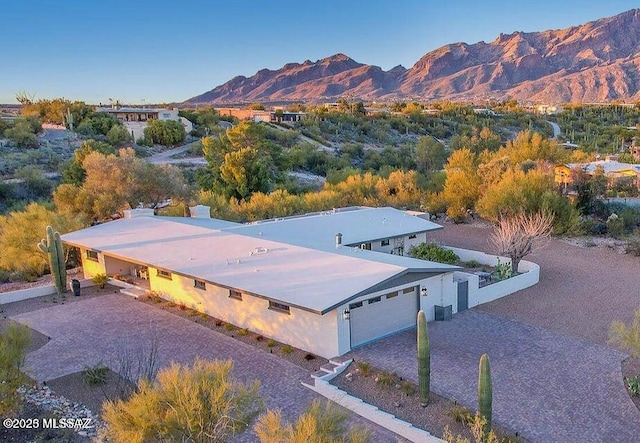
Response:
[381, 239, 390, 246]
[268, 301, 290, 314]
[86, 250, 99, 262]
[403, 287, 415, 294]
[386, 291, 399, 299]
[349, 301, 363, 309]
[229, 289, 242, 300]
[157, 269, 172, 280]
[194, 280, 206, 290]
[368, 296, 382, 304]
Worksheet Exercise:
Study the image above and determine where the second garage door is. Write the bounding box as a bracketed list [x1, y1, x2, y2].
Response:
[349, 287, 418, 348]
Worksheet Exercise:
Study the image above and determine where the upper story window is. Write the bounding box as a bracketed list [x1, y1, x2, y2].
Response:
[229, 289, 242, 300]
[157, 269, 172, 280]
[85, 250, 99, 262]
[381, 239, 390, 246]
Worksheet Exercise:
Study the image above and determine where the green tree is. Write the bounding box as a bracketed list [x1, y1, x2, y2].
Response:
[107, 124, 132, 146]
[4, 117, 41, 148]
[143, 119, 186, 146]
[103, 359, 264, 443]
[62, 139, 117, 186]
[0, 203, 84, 277]
[220, 147, 271, 199]
[254, 399, 369, 443]
[415, 136, 447, 173]
[55, 148, 189, 221]
[441, 149, 481, 221]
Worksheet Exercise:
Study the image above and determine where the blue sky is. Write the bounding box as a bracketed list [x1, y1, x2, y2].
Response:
[1, 0, 637, 104]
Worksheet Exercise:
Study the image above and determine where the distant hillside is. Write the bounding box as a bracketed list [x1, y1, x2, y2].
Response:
[185, 9, 640, 104]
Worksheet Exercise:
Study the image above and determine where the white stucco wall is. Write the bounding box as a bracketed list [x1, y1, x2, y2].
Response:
[147, 267, 341, 358]
[418, 273, 456, 321]
[368, 232, 428, 255]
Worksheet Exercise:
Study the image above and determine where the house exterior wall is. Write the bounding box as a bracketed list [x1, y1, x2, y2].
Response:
[80, 248, 106, 279]
[147, 267, 341, 358]
[364, 232, 428, 256]
[419, 273, 456, 321]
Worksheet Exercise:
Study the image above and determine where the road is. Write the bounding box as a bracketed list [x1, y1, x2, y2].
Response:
[147, 141, 207, 166]
[547, 120, 561, 138]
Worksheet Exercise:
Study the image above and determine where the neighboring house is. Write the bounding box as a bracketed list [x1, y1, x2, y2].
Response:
[536, 104, 563, 115]
[95, 107, 193, 140]
[214, 107, 305, 123]
[555, 159, 640, 189]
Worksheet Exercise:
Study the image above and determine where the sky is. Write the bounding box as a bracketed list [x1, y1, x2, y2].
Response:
[1, 0, 638, 104]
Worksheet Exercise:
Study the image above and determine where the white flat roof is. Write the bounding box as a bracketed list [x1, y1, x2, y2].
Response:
[227, 207, 442, 250]
[62, 208, 455, 313]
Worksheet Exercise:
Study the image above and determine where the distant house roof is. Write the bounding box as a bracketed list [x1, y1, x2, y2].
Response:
[62, 207, 453, 314]
[95, 107, 169, 114]
[567, 160, 640, 175]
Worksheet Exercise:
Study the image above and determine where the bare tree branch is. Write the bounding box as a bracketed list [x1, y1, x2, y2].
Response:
[490, 211, 553, 273]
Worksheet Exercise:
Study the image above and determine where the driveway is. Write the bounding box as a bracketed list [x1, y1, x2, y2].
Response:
[348, 310, 640, 443]
[12, 293, 402, 442]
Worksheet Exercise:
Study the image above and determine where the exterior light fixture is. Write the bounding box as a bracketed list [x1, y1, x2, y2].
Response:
[342, 309, 350, 320]
[421, 286, 428, 296]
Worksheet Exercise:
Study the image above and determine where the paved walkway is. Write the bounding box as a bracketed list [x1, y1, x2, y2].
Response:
[348, 310, 640, 443]
[12, 294, 402, 442]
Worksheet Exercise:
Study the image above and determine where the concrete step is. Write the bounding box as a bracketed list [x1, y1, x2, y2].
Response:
[320, 362, 340, 374]
[329, 356, 352, 366]
[311, 370, 328, 379]
[120, 287, 147, 299]
[300, 376, 316, 389]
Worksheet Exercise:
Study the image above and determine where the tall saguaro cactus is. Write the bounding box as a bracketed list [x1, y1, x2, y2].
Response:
[478, 353, 493, 436]
[37, 226, 66, 294]
[417, 309, 430, 407]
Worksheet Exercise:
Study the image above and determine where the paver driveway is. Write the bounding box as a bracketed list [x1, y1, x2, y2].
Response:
[12, 293, 403, 442]
[348, 310, 640, 442]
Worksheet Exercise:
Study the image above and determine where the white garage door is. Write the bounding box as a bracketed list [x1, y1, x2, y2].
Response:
[349, 287, 418, 348]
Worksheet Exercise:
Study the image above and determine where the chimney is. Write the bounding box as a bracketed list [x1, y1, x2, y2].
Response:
[335, 233, 342, 247]
[189, 205, 211, 219]
[124, 208, 155, 219]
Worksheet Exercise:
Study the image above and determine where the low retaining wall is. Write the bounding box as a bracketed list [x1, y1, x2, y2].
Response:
[0, 279, 95, 304]
[311, 378, 444, 443]
[447, 246, 540, 308]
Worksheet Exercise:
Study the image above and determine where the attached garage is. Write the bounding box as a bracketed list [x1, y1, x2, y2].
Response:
[349, 286, 419, 348]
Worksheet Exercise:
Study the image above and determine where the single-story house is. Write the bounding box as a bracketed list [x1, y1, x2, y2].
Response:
[555, 159, 640, 189]
[94, 107, 193, 140]
[62, 206, 466, 358]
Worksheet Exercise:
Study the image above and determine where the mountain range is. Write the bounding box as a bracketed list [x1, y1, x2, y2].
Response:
[185, 9, 640, 104]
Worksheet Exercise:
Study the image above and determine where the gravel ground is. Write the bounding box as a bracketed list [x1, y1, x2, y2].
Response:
[429, 221, 640, 348]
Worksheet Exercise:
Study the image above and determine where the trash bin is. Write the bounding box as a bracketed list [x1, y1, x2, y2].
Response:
[71, 279, 81, 296]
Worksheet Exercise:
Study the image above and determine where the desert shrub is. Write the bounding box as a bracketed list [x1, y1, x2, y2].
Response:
[606, 214, 626, 238]
[266, 339, 276, 348]
[375, 370, 398, 387]
[254, 399, 369, 443]
[609, 309, 640, 357]
[255, 335, 265, 341]
[103, 359, 264, 443]
[81, 364, 109, 386]
[177, 302, 187, 311]
[447, 404, 473, 424]
[443, 412, 499, 443]
[355, 360, 372, 377]
[463, 260, 480, 268]
[304, 353, 316, 361]
[238, 328, 249, 336]
[401, 380, 416, 396]
[0, 323, 32, 416]
[214, 319, 224, 327]
[408, 242, 459, 264]
[91, 273, 108, 288]
[281, 344, 293, 355]
[224, 323, 236, 331]
[626, 376, 640, 396]
[493, 258, 513, 281]
[625, 239, 640, 257]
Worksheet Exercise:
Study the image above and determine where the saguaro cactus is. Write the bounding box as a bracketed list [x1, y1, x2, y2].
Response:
[37, 226, 66, 294]
[478, 353, 493, 436]
[417, 309, 430, 406]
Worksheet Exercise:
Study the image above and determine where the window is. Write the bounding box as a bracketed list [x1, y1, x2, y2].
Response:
[408, 234, 417, 239]
[229, 289, 242, 300]
[403, 287, 415, 294]
[194, 280, 206, 290]
[368, 296, 382, 304]
[157, 269, 172, 280]
[85, 250, 99, 262]
[386, 291, 399, 299]
[268, 301, 290, 313]
[381, 239, 390, 246]
[349, 301, 363, 309]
